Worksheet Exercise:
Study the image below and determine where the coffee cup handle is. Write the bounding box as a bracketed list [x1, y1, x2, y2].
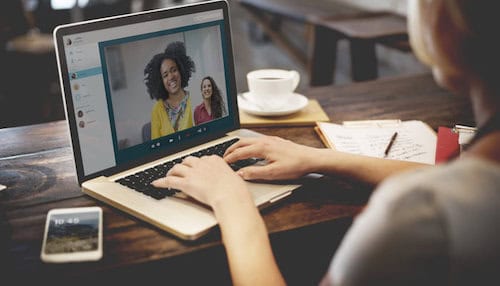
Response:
[290, 70, 300, 91]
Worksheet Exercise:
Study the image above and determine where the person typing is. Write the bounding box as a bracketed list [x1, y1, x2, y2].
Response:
[153, 1, 500, 284]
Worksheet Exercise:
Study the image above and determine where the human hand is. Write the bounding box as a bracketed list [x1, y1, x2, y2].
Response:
[224, 136, 316, 181]
[152, 155, 250, 208]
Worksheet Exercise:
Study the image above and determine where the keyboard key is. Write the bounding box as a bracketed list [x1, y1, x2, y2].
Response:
[116, 138, 262, 200]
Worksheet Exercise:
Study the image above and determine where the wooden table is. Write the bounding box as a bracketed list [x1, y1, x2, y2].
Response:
[236, 0, 409, 86]
[315, 12, 408, 83]
[0, 74, 474, 285]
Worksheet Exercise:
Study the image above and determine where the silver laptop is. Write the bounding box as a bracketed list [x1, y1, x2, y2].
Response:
[53, 0, 298, 240]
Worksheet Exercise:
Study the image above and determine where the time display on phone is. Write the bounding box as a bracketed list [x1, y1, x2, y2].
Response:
[44, 211, 99, 254]
[54, 217, 79, 225]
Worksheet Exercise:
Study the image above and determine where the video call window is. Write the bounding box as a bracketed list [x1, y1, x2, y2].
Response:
[100, 22, 229, 160]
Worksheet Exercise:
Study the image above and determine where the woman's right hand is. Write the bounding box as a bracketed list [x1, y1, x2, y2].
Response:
[224, 136, 319, 181]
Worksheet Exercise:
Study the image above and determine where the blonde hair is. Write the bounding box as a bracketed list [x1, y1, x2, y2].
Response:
[408, 0, 499, 85]
[408, 0, 434, 66]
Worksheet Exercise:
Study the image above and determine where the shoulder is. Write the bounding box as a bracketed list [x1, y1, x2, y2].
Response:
[372, 158, 500, 243]
[151, 100, 164, 116]
[152, 100, 163, 110]
[328, 158, 500, 285]
[194, 102, 204, 112]
[376, 158, 500, 252]
[376, 157, 500, 212]
[329, 169, 448, 285]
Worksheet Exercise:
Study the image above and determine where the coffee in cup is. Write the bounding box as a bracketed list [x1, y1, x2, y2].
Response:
[246, 69, 300, 109]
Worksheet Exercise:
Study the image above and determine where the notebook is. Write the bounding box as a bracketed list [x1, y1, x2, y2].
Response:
[315, 119, 437, 164]
[53, 0, 299, 240]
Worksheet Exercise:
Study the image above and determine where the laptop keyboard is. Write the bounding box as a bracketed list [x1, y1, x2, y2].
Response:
[116, 138, 262, 200]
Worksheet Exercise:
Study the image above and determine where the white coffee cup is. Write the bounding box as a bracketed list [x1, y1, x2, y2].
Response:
[246, 69, 300, 109]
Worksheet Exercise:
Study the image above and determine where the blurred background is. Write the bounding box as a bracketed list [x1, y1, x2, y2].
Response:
[0, 0, 428, 128]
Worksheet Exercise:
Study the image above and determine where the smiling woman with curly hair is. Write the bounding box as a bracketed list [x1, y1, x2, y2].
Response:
[144, 41, 195, 139]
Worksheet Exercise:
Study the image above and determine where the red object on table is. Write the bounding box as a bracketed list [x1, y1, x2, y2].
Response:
[435, 127, 460, 163]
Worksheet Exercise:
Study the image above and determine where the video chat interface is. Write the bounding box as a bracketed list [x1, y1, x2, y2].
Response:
[63, 9, 229, 176]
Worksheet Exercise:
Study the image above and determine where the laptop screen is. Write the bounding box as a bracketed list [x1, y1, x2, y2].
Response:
[54, 1, 238, 183]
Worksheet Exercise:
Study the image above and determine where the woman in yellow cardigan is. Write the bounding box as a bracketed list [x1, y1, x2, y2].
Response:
[144, 41, 195, 139]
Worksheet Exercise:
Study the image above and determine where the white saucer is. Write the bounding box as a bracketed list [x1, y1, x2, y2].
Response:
[238, 92, 308, 117]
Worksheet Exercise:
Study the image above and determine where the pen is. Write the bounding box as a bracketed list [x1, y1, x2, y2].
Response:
[384, 132, 398, 157]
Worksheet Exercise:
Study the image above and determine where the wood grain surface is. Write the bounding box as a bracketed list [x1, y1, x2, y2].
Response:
[0, 73, 474, 285]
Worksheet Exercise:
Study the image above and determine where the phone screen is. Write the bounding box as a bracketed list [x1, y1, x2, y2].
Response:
[41, 207, 102, 263]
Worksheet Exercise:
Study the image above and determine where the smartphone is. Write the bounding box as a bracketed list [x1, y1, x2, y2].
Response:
[40, 206, 103, 263]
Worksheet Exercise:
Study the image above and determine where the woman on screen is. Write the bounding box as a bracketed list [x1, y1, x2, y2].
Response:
[194, 76, 227, 125]
[144, 41, 195, 139]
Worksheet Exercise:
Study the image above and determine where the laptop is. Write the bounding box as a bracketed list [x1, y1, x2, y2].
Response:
[53, 0, 299, 240]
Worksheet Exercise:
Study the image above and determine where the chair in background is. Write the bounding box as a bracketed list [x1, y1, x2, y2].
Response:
[142, 122, 151, 143]
[236, 0, 410, 86]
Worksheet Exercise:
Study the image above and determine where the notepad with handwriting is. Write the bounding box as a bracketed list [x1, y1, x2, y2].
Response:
[315, 120, 437, 164]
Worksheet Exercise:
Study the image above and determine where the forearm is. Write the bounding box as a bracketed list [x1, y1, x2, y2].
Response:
[213, 194, 285, 286]
[308, 148, 430, 185]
